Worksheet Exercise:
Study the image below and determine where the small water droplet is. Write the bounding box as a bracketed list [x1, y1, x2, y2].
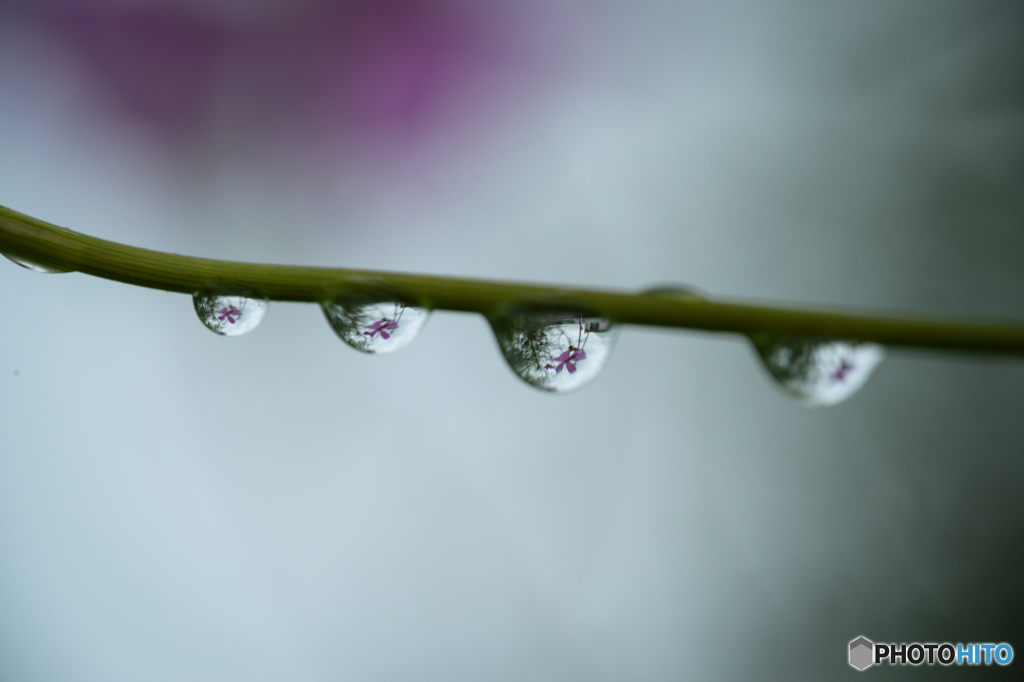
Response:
[490, 311, 618, 393]
[193, 293, 267, 336]
[2, 252, 70, 273]
[749, 334, 885, 406]
[322, 301, 429, 354]
[642, 283, 705, 299]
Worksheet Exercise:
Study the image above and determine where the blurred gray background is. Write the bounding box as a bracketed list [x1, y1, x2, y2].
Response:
[2, 0, 1023, 679]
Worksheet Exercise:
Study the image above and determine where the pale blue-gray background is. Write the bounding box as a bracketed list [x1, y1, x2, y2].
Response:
[2, 1, 1022, 679]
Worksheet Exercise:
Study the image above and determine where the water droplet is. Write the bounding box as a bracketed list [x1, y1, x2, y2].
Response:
[642, 283, 705, 299]
[749, 335, 885, 406]
[193, 293, 267, 336]
[2, 252, 70, 273]
[490, 312, 618, 393]
[322, 301, 429, 354]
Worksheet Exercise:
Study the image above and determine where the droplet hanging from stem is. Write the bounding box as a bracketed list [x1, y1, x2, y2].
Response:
[322, 300, 429, 354]
[749, 334, 885, 406]
[2, 251, 71, 273]
[193, 292, 267, 336]
[490, 310, 618, 393]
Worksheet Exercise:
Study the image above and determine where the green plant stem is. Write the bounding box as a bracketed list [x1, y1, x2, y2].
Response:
[3, 204, 1023, 355]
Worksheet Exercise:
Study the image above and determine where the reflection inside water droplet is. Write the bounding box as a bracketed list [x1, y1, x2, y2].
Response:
[2, 251, 70, 273]
[193, 293, 267, 336]
[322, 301, 429, 354]
[491, 312, 618, 393]
[749, 335, 885, 406]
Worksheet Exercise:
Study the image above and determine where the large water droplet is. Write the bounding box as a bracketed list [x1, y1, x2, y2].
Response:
[322, 301, 429, 354]
[490, 312, 618, 393]
[749, 334, 885, 406]
[2, 251, 70, 273]
[193, 293, 267, 336]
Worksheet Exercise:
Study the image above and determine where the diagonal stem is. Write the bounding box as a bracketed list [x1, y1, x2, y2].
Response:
[3, 203, 1023, 355]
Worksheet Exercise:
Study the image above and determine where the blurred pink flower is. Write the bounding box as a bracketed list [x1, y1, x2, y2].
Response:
[31, 0, 527, 144]
[830, 359, 854, 382]
[36, 3, 229, 130]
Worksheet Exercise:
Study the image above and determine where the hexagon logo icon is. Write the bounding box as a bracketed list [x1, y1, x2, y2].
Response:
[849, 636, 874, 671]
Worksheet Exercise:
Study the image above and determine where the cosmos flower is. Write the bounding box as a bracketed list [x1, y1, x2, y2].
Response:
[830, 358, 854, 382]
[545, 348, 586, 374]
[217, 305, 241, 324]
[364, 319, 400, 339]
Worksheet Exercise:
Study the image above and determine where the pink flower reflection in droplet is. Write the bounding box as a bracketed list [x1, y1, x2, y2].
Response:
[217, 306, 241, 324]
[364, 319, 400, 339]
[545, 348, 586, 374]
[830, 358, 854, 383]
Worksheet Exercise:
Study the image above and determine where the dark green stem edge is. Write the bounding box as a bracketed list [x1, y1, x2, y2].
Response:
[3, 203, 1023, 355]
